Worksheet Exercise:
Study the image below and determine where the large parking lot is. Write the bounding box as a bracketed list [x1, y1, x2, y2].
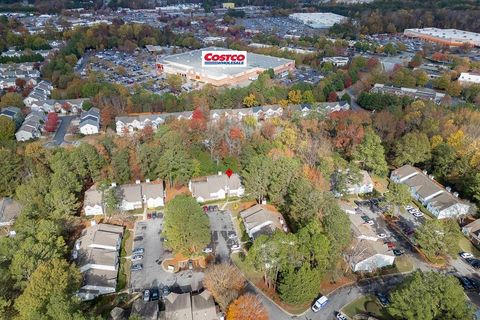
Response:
[130, 218, 204, 294]
[205, 207, 239, 263]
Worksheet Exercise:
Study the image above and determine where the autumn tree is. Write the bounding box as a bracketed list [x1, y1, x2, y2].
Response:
[0, 118, 15, 141]
[203, 263, 245, 311]
[287, 90, 301, 104]
[227, 294, 268, 320]
[243, 93, 257, 107]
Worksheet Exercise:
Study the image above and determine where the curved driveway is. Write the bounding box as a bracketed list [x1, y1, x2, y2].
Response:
[247, 274, 406, 320]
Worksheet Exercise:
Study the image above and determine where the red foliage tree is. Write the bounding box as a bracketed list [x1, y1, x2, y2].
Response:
[344, 76, 353, 88]
[327, 91, 338, 102]
[44, 112, 59, 132]
[190, 106, 207, 131]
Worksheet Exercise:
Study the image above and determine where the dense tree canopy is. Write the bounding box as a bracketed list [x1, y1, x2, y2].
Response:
[163, 195, 210, 256]
[388, 271, 474, 320]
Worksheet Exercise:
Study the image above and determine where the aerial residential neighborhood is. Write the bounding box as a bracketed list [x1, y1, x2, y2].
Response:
[1, 0, 480, 320]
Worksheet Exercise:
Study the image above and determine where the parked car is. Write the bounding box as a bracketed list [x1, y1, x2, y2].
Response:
[203, 247, 213, 253]
[336, 312, 348, 320]
[228, 233, 237, 239]
[231, 243, 241, 251]
[147, 213, 152, 219]
[203, 206, 208, 213]
[413, 211, 424, 217]
[393, 249, 405, 256]
[377, 233, 387, 239]
[152, 212, 157, 219]
[458, 277, 475, 290]
[386, 242, 396, 249]
[132, 263, 143, 271]
[132, 247, 144, 254]
[151, 289, 159, 301]
[132, 255, 143, 261]
[188, 260, 193, 270]
[460, 252, 474, 259]
[375, 292, 390, 306]
[162, 286, 171, 298]
[134, 236, 143, 242]
[311, 296, 328, 312]
[143, 289, 150, 302]
[405, 205, 414, 210]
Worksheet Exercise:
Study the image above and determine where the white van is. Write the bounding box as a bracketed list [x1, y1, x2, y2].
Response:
[311, 296, 328, 312]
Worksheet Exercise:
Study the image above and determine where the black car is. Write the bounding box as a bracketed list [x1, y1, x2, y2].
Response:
[393, 249, 405, 256]
[458, 277, 475, 291]
[134, 236, 143, 242]
[375, 292, 390, 307]
[161, 286, 171, 299]
[466, 258, 480, 269]
[150, 289, 160, 301]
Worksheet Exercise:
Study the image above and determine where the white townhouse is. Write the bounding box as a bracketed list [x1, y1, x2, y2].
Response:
[189, 172, 244, 203]
[390, 165, 470, 219]
[74, 223, 124, 301]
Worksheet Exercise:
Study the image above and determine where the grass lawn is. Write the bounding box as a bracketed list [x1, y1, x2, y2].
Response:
[231, 252, 263, 283]
[117, 229, 131, 291]
[342, 295, 393, 320]
[458, 236, 480, 256]
[394, 255, 414, 273]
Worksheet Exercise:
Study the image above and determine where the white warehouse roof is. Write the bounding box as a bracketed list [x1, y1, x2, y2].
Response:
[289, 12, 348, 29]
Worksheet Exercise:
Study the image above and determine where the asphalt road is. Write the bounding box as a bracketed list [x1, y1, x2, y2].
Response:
[245, 274, 406, 320]
[52, 115, 75, 146]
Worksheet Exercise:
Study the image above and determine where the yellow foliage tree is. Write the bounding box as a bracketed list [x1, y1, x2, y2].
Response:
[243, 93, 258, 107]
[227, 294, 268, 320]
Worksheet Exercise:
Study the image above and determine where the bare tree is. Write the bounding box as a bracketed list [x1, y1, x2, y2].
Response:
[203, 263, 246, 311]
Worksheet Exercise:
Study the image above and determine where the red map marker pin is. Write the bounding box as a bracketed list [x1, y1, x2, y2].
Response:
[226, 168, 233, 178]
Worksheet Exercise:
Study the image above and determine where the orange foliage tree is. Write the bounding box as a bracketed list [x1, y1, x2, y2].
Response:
[203, 263, 245, 311]
[227, 294, 268, 320]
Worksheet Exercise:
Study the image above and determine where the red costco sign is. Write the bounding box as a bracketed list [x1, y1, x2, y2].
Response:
[202, 50, 247, 67]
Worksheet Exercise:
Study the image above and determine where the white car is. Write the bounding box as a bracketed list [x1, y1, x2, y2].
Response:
[231, 244, 241, 251]
[405, 205, 414, 210]
[132, 255, 143, 261]
[203, 247, 213, 253]
[367, 220, 374, 226]
[377, 233, 387, 239]
[460, 252, 474, 259]
[336, 312, 348, 320]
[228, 233, 237, 240]
[413, 212, 424, 217]
[311, 296, 328, 312]
[143, 289, 150, 302]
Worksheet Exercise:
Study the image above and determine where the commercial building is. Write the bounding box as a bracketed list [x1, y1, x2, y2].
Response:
[458, 72, 480, 86]
[404, 28, 480, 47]
[390, 165, 470, 219]
[322, 56, 350, 67]
[288, 12, 347, 29]
[156, 47, 295, 87]
[74, 223, 124, 301]
[371, 83, 445, 104]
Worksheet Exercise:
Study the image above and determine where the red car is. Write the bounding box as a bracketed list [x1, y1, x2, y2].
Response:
[387, 242, 396, 249]
[203, 206, 208, 213]
[147, 213, 152, 219]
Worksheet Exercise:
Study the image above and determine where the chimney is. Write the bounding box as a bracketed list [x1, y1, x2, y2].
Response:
[146, 179, 151, 183]
[135, 180, 141, 184]
[111, 182, 117, 187]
